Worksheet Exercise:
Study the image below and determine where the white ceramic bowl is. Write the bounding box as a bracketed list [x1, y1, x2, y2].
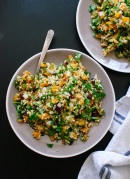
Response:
[76, 0, 130, 73]
[6, 49, 115, 158]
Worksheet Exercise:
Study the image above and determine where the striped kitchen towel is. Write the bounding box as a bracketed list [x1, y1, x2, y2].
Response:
[78, 86, 130, 179]
[109, 86, 130, 134]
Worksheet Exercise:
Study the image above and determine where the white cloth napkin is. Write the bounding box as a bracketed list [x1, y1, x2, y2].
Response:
[78, 86, 130, 179]
[109, 86, 130, 134]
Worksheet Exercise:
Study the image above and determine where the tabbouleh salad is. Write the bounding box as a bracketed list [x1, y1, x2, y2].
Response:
[13, 53, 106, 146]
[89, 0, 130, 60]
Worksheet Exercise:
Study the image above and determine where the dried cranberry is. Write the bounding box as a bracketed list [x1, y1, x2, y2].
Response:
[33, 87, 38, 92]
[92, 109, 101, 117]
[87, 93, 92, 100]
[20, 93, 24, 99]
[79, 85, 82, 89]
[56, 104, 62, 112]
[36, 97, 39, 101]
[64, 62, 68, 66]
[92, 112, 101, 117]
[75, 115, 81, 119]
[70, 92, 74, 99]
[91, 78, 95, 85]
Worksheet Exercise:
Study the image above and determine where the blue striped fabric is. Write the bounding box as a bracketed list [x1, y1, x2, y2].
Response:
[124, 151, 130, 156]
[105, 167, 111, 179]
[115, 111, 125, 120]
[99, 165, 105, 179]
[113, 117, 122, 125]
[113, 110, 126, 126]
[99, 164, 112, 179]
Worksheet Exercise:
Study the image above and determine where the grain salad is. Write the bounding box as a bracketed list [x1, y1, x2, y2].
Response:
[13, 53, 106, 145]
[89, 0, 130, 60]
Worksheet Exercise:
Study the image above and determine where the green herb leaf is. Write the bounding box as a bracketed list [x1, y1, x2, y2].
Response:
[58, 70, 63, 74]
[69, 66, 75, 73]
[72, 76, 77, 85]
[91, 17, 101, 27]
[27, 104, 32, 110]
[46, 144, 53, 148]
[64, 136, 71, 141]
[67, 84, 74, 92]
[14, 79, 19, 86]
[56, 126, 63, 132]
[77, 104, 81, 109]
[89, 5, 97, 12]
[103, 2, 107, 11]
[23, 84, 27, 88]
[56, 93, 61, 100]
[75, 53, 82, 62]
[83, 83, 92, 90]
[48, 129, 56, 136]
[81, 113, 89, 118]
[113, 6, 119, 11]
[84, 72, 91, 76]
[13, 102, 21, 106]
[100, 92, 106, 98]
[46, 86, 52, 90]
[33, 96, 36, 100]
[28, 112, 39, 121]
[84, 98, 90, 107]
[125, 0, 129, 5]
[91, 117, 99, 121]
[39, 108, 44, 114]
[53, 114, 58, 120]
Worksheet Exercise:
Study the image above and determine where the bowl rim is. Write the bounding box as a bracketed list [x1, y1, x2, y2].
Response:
[6, 48, 115, 158]
[76, 0, 130, 73]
